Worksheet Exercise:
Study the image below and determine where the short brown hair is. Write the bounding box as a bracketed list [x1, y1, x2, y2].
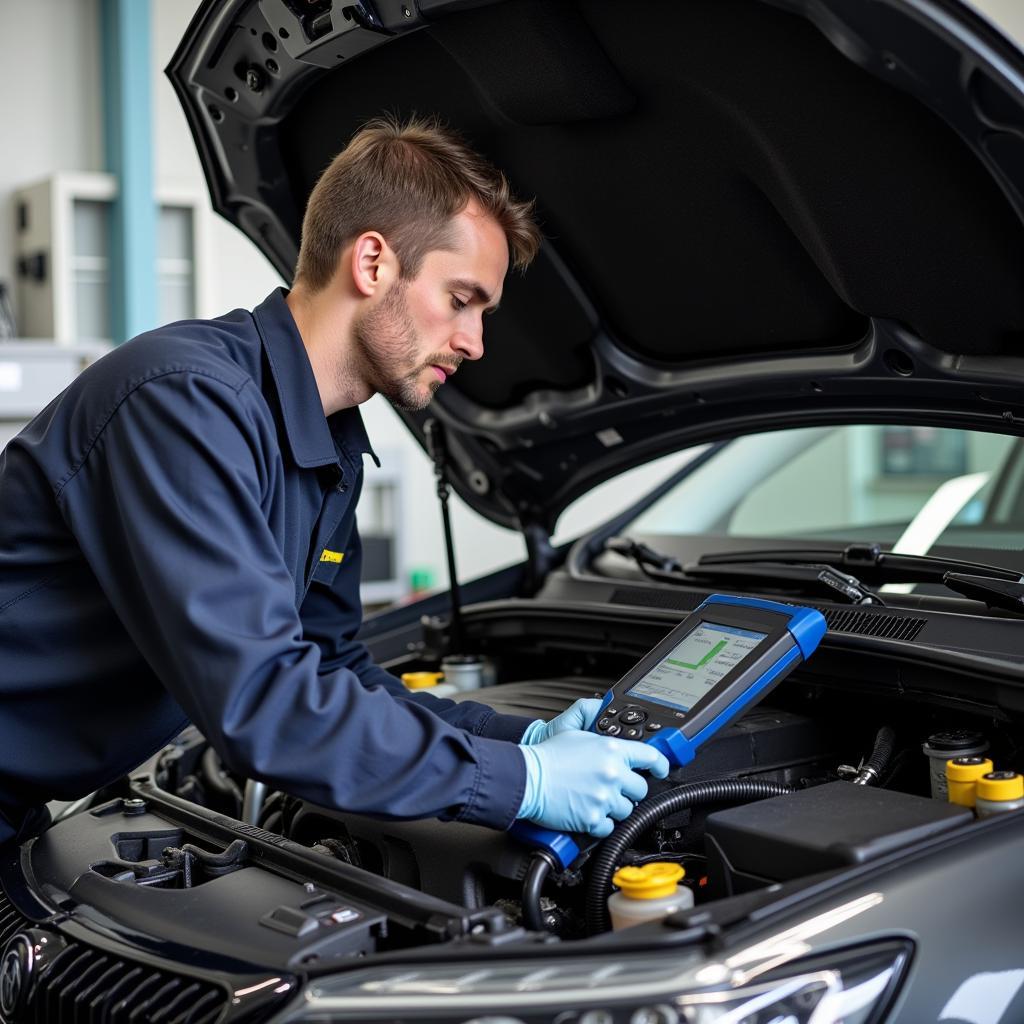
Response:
[294, 115, 540, 289]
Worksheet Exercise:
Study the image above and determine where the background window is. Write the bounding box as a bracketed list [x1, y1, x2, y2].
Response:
[157, 204, 196, 324]
[71, 198, 111, 340]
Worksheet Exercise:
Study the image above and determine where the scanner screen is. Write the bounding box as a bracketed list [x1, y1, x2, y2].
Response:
[625, 621, 768, 712]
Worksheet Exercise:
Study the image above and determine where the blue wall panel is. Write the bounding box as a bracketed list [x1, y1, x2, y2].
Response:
[101, 0, 156, 343]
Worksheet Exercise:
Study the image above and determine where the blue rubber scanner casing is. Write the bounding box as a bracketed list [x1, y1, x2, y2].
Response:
[511, 595, 826, 869]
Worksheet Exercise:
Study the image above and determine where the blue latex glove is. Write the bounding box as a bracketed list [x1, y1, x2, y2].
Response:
[519, 697, 604, 746]
[517, 730, 671, 837]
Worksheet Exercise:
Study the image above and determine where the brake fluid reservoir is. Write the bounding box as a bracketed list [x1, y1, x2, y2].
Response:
[609, 863, 693, 930]
[946, 756, 994, 808]
[975, 771, 1024, 818]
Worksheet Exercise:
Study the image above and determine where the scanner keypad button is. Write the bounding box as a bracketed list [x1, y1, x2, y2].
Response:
[603, 723, 622, 736]
[623, 726, 643, 739]
[646, 722, 662, 731]
[619, 708, 648, 725]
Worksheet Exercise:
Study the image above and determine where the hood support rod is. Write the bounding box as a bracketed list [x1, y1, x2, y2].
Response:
[425, 419, 465, 654]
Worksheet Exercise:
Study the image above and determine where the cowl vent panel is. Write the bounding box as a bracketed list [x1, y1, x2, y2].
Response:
[607, 586, 925, 641]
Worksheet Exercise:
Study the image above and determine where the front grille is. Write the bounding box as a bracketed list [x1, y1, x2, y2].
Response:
[0, 890, 229, 1024]
[608, 586, 926, 641]
[28, 945, 227, 1024]
[0, 893, 26, 950]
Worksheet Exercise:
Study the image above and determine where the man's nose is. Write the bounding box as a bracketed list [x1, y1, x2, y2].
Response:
[451, 318, 484, 361]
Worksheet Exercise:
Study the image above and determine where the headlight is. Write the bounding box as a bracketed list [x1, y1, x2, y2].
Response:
[278, 941, 909, 1024]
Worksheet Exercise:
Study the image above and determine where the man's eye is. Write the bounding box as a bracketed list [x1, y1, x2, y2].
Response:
[451, 295, 467, 311]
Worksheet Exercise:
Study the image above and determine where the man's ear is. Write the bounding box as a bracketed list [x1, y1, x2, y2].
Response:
[350, 231, 397, 297]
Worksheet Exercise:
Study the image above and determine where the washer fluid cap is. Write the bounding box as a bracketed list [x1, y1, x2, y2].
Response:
[946, 756, 993, 782]
[977, 771, 1024, 801]
[613, 862, 684, 899]
[401, 671, 445, 690]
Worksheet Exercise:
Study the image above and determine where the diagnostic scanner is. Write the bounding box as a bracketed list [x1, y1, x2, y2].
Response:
[513, 594, 827, 868]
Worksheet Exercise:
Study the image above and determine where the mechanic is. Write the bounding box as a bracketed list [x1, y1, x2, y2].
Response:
[0, 117, 668, 848]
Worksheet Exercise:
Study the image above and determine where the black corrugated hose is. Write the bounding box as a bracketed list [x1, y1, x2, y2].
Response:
[851, 726, 896, 785]
[585, 778, 794, 935]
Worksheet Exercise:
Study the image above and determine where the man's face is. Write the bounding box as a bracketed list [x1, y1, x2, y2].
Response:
[352, 200, 509, 411]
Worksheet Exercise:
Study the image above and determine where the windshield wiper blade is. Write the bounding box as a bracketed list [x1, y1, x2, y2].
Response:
[604, 537, 883, 605]
[697, 544, 1023, 585]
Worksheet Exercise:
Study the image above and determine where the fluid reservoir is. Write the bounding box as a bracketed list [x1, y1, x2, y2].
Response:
[922, 731, 989, 799]
[440, 655, 493, 691]
[401, 672, 459, 698]
[975, 771, 1024, 818]
[609, 863, 693, 930]
[946, 756, 994, 808]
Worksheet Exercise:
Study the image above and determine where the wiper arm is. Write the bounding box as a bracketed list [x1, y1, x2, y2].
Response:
[604, 537, 882, 605]
[942, 573, 1024, 614]
[605, 536, 682, 574]
[679, 560, 885, 606]
[697, 544, 1023, 585]
[606, 538, 1024, 613]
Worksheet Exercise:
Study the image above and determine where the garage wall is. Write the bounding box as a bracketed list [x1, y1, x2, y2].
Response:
[151, 0, 282, 320]
[0, 0, 104, 313]
[971, 1, 1024, 44]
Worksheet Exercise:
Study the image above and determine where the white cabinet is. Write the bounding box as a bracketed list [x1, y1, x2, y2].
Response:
[14, 172, 210, 344]
[0, 340, 109, 448]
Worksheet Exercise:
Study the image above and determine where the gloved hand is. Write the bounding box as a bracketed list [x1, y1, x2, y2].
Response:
[519, 697, 604, 746]
[517, 730, 670, 837]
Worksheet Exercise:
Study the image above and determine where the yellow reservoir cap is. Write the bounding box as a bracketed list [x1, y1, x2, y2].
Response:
[401, 671, 445, 690]
[946, 757, 993, 783]
[612, 863, 685, 900]
[977, 771, 1024, 802]
[946, 756, 993, 807]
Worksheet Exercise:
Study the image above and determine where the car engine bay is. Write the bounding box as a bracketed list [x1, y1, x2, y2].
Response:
[17, 589, 1017, 965]
[1, 585, 1020, 1024]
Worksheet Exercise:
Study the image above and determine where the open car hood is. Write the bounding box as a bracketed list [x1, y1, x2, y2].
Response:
[168, 0, 1024, 533]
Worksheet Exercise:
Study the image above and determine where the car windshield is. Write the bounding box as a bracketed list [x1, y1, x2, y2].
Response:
[622, 424, 1024, 563]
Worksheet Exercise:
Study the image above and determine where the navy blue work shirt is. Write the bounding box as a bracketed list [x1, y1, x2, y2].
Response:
[0, 289, 530, 843]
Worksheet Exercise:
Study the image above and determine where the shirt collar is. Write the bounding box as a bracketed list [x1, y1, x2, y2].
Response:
[252, 288, 379, 470]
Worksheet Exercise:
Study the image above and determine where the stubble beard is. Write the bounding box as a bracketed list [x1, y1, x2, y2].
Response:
[351, 281, 455, 412]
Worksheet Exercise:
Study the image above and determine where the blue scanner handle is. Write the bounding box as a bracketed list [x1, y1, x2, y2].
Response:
[509, 822, 586, 870]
